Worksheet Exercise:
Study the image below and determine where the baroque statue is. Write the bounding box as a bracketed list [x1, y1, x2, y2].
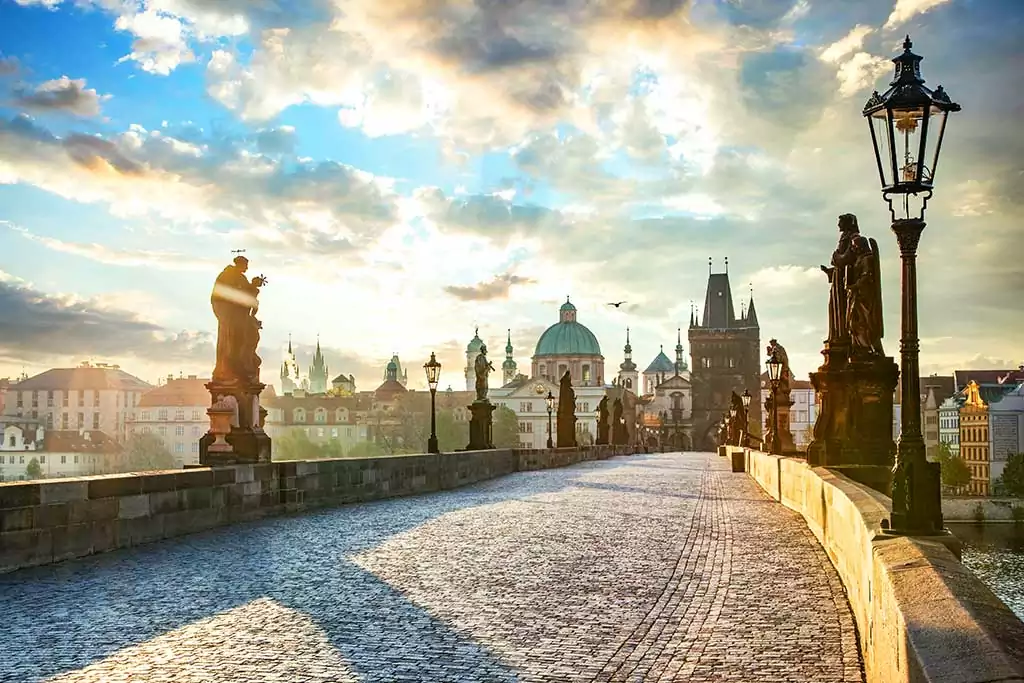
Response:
[766, 339, 792, 393]
[557, 370, 577, 448]
[596, 395, 610, 446]
[820, 214, 884, 358]
[612, 397, 626, 445]
[212, 255, 267, 384]
[474, 344, 495, 401]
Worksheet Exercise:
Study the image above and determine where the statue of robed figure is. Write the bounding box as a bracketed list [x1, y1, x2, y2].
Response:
[821, 214, 859, 344]
[846, 235, 885, 357]
[212, 255, 267, 385]
[474, 344, 495, 401]
[611, 397, 627, 446]
[596, 395, 610, 446]
[557, 370, 577, 448]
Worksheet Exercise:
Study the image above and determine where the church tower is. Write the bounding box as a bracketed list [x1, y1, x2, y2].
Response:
[465, 327, 484, 391]
[618, 328, 639, 392]
[502, 329, 518, 386]
[308, 336, 329, 394]
[674, 328, 689, 378]
[280, 334, 299, 395]
[688, 258, 761, 450]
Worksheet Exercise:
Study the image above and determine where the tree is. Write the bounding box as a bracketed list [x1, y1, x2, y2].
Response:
[273, 428, 324, 461]
[25, 457, 43, 480]
[1000, 452, 1024, 498]
[934, 442, 971, 494]
[319, 438, 345, 459]
[123, 433, 177, 471]
[435, 409, 468, 452]
[492, 406, 520, 448]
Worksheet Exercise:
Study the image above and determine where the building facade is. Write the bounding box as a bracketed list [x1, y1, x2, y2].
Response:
[1, 363, 151, 442]
[988, 383, 1024, 492]
[960, 380, 990, 496]
[688, 263, 761, 450]
[616, 329, 639, 393]
[129, 376, 210, 467]
[938, 395, 962, 457]
[531, 298, 605, 387]
[263, 392, 370, 456]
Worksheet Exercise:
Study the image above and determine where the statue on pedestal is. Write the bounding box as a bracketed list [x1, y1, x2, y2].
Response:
[199, 254, 273, 466]
[596, 396, 610, 446]
[809, 215, 898, 493]
[467, 344, 496, 450]
[765, 339, 795, 452]
[611, 397, 627, 446]
[556, 370, 577, 448]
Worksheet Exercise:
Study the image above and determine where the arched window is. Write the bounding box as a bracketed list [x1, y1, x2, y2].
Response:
[336, 408, 348, 423]
[314, 407, 327, 423]
[625, 378, 632, 389]
[293, 408, 306, 423]
[582, 365, 591, 385]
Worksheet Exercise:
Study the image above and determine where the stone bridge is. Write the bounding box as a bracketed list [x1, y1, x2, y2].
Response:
[0, 449, 1021, 683]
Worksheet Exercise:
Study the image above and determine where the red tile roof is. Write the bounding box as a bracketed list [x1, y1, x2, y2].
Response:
[44, 430, 122, 454]
[12, 367, 152, 392]
[138, 378, 210, 407]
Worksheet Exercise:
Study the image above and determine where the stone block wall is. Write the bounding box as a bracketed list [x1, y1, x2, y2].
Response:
[744, 449, 1024, 683]
[0, 445, 630, 574]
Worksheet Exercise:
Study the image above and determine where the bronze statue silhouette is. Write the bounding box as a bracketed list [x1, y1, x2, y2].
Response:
[557, 370, 577, 447]
[211, 255, 267, 384]
[846, 235, 885, 357]
[474, 344, 495, 401]
[596, 395, 610, 445]
[821, 214, 860, 343]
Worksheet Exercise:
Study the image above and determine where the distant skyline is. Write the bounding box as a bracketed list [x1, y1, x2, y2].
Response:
[0, 0, 1021, 392]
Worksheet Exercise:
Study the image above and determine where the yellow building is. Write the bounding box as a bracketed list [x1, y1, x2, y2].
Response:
[960, 380, 990, 496]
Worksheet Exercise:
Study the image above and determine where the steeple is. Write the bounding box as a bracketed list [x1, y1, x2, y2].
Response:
[308, 335, 329, 393]
[674, 328, 685, 375]
[502, 329, 517, 385]
[701, 258, 737, 328]
[746, 287, 759, 328]
[617, 327, 638, 392]
[287, 333, 292, 355]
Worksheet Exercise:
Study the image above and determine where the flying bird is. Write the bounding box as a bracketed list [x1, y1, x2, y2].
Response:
[606, 301, 627, 308]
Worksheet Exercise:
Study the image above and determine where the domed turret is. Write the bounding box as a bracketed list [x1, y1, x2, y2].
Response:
[531, 297, 604, 386]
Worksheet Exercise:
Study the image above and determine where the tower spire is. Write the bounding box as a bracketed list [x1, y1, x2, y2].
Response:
[287, 333, 292, 355]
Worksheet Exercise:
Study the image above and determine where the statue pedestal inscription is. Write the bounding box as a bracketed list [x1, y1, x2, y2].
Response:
[200, 380, 272, 466]
[467, 399, 495, 451]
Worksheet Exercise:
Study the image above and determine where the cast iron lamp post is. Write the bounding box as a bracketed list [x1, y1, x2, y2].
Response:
[423, 352, 441, 454]
[863, 36, 960, 535]
[545, 391, 555, 449]
[767, 352, 782, 455]
[741, 389, 752, 447]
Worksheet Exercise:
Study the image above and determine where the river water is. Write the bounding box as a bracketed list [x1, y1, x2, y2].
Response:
[948, 522, 1024, 620]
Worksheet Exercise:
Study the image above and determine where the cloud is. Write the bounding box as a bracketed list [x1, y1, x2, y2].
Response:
[443, 272, 538, 302]
[0, 270, 212, 366]
[0, 116, 399, 254]
[884, 0, 953, 29]
[11, 76, 109, 116]
[0, 56, 19, 76]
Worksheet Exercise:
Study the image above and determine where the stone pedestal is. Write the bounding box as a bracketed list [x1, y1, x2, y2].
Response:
[467, 399, 495, 451]
[557, 408, 577, 449]
[199, 380, 272, 466]
[596, 421, 609, 446]
[807, 344, 899, 494]
[765, 391, 796, 453]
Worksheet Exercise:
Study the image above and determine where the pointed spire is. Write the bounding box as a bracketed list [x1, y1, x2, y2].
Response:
[689, 301, 694, 328]
[708, 257, 712, 276]
[505, 328, 513, 355]
[746, 288, 759, 328]
[620, 327, 636, 372]
[676, 327, 682, 347]
[287, 333, 292, 355]
[725, 256, 729, 274]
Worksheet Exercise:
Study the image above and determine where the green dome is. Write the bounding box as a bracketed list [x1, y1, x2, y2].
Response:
[560, 300, 577, 313]
[466, 328, 483, 354]
[535, 321, 602, 357]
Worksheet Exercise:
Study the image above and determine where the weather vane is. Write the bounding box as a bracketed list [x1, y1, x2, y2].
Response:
[231, 249, 246, 256]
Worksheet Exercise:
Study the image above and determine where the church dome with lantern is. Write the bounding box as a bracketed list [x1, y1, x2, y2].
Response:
[531, 297, 605, 387]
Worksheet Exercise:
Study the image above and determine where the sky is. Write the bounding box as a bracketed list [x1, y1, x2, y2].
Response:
[0, 0, 1021, 393]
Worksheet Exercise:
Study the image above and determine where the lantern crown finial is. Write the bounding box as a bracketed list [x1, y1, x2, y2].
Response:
[903, 34, 912, 51]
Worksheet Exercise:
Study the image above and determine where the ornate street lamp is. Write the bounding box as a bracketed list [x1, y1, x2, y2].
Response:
[766, 352, 783, 455]
[864, 36, 960, 535]
[545, 391, 555, 449]
[423, 352, 441, 454]
[741, 389, 752, 447]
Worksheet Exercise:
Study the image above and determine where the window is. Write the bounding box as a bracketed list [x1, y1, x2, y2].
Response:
[16, 394, 22, 408]
[317, 428, 325, 437]
[157, 409, 168, 421]
[47, 390, 54, 407]
[141, 411, 150, 421]
[192, 426, 200, 436]
[192, 410, 201, 420]
[93, 392, 100, 408]
[73, 455, 79, 464]
[19, 455, 24, 464]
[294, 408, 307, 423]
[77, 413, 84, 427]
[174, 409, 185, 421]
[702, 358, 711, 369]
[61, 413, 68, 429]
[142, 426, 151, 434]
[582, 365, 591, 385]
[335, 408, 347, 423]
[175, 426, 185, 436]
[331, 428, 339, 437]
[61, 455, 67, 464]
[174, 442, 184, 453]
[46, 413, 53, 428]
[77, 392, 84, 407]
[192, 443, 199, 452]
[315, 408, 327, 423]
[728, 357, 736, 368]
[40, 456, 45, 464]
[32, 393, 38, 408]
[92, 414, 100, 429]
[158, 426, 167, 436]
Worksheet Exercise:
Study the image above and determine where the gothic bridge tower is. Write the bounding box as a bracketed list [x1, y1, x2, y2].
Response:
[688, 258, 761, 450]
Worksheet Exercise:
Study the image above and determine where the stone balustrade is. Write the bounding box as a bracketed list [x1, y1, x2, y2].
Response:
[0, 444, 633, 574]
[744, 448, 1024, 683]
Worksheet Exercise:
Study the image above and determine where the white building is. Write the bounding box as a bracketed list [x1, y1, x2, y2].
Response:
[2, 363, 151, 442]
[0, 427, 122, 481]
[760, 376, 817, 450]
[129, 376, 210, 467]
[989, 383, 1024, 489]
[490, 376, 610, 449]
[938, 394, 963, 457]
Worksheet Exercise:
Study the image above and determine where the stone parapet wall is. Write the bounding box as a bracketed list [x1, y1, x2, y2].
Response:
[745, 449, 1024, 683]
[0, 445, 630, 574]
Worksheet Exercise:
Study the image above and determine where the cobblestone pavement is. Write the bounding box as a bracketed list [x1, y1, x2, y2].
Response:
[0, 452, 864, 683]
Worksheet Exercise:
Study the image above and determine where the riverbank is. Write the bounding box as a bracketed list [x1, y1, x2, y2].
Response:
[949, 522, 1024, 622]
[943, 497, 1023, 522]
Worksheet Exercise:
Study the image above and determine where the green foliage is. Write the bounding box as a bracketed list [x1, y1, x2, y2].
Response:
[492, 406, 520, 449]
[972, 502, 986, 523]
[435, 409, 468, 452]
[934, 443, 971, 494]
[273, 428, 326, 461]
[1000, 452, 1024, 498]
[319, 438, 345, 459]
[25, 457, 43, 479]
[123, 433, 177, 471]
